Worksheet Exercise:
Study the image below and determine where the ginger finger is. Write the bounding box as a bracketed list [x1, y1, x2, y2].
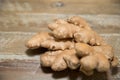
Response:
[80, 55, 97, 76]
[26, 31, 74, 50]
[48, 19, 67, 31]
[75, 43, 94, 57]
[96, 53, 110, 72]
[40, 51, 62, 67]
[41, 39, 74, 50]
[93, 45, 114, 61]
[80, 53, 110, 76]
[67, 16, 91, 30]
[52, 24, 80, 39]
[51, 55, 67, 71]
[75, 43, 114, 61]
[40, 49, 80, 71]
[48, 19, 80, 39]
[74, 29, 106, 46]
[26, 32, 54, 49]
[111, 57, 119, 67]
[63, 50, 80, 69]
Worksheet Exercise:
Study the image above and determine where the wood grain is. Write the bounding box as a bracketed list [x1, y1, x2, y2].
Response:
[0, 0, 120, 14]
[0, 32, 120, 80]
[0, 60, 120, 80]
[0, 14, 120, 33]
[0, 32, 120, 56]
[0, 0, 120, 80]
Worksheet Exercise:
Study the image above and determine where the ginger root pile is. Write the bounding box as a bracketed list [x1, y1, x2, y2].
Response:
[26, 16, 118, 76]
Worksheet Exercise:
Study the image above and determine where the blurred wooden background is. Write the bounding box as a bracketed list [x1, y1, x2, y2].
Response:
[0, 0, 120, 80]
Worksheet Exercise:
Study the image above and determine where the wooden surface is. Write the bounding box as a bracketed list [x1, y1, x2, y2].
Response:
[0, 0, 120, 80]
[0, 0, 120, 14]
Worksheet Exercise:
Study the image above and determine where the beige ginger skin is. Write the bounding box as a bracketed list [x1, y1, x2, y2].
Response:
[26, 16, 118, 76]
[26, 32, 54, 49]
[67, 16, 91, 30]
[49, 17, 106, 46]
[48, 19, 80, 39]
[80, 53, 110, 76]
[41, 39, 74, 50]
[26, 32, 74, 50]
[40, 49, 80, 71]
[75, 43, 118, 75]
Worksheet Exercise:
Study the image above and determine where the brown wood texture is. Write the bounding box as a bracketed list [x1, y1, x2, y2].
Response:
[0, 0, 120, 80]
[0, 0, 120, 14]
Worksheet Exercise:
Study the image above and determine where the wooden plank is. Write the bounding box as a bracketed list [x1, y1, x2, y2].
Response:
[0, 0, 120, 14]
[0, 60, 120, 80]
[0, 0, 120, 79]
[0, 32, 120, 56]
[0, 14, 120, 33]
[1, 0, 120, 4]
[0, 52, 120, 80]
[0, 32, 119, 80]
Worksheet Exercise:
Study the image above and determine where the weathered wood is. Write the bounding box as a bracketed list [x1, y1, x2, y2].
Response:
[0, 0, 120, 14]
[0, 14, 120, 33]
[0, 32, 120, 56]
[0, 59, 120, 80]
[0, 0, 120, 80]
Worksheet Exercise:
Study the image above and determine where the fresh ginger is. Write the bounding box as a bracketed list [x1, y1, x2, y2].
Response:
[75, 43, 114, 60]
[41, 39, 74, 50]
[74, 29, 106, 46]
[48, 18, 106, 46]
[75, 43, 118, 75]
[67, 16, 91, 30]
[26, 32, 54, 49]
[75, 43, 117, 65]
[111, 57, 119, 67]
[40, 49, 80, 71]
[80, 53, 110, 76]
[26, 16, 118, 76]
[26, 32, 74, 50]
[48, 19, 80, 39]
[48, 19, 68, 31]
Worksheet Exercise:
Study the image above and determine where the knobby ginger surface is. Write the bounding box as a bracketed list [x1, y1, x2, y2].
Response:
[26, 16, 118, 76]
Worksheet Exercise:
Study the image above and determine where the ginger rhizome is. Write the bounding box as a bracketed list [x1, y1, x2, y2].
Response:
[26, 16, 118, 76]
[40, 49, 79, 71]
[26, 32, 74, 50]
[75, 43, 118, 75]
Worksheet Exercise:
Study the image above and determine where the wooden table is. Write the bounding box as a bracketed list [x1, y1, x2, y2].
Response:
[0, 0, 120, 80]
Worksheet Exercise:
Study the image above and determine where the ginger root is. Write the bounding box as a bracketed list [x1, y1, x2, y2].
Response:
[75, 43, 118, 75]
[111, 57, 119, 67]
[26, 16, 118, 76]
[74, 29, 106, 46]
[67, 16, 91, 30]
[80, 53, 110, 76]
[48, 19, 80, 39]
[41, 39, 74, 50]
[40, 49, 80, 71]
[75, 43, 114, 60]
[26, 32, 54, 49]
[26, 32, 74, 50]
[49, 17, 106, 46]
